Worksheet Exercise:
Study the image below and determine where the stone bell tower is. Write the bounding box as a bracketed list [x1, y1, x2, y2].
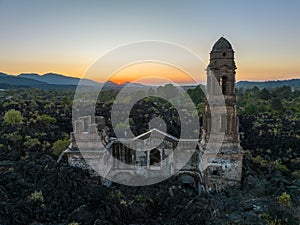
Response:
[201, 37, 243, 191]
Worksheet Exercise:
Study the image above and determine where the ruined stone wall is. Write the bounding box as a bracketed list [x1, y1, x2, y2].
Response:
[202, 153, 243, 191]
[64, 38, 244, 192]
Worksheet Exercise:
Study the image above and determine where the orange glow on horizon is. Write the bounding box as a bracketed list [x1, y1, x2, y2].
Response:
[104, 62, 202, 85]
[1, 60, 299, 84]
[0, 60, 88, 78]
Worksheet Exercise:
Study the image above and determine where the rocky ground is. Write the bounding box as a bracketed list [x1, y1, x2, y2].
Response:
[0, 153, 299, 225]
[0, 88, 299, 224]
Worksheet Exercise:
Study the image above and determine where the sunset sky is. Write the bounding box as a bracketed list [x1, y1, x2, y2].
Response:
[0, 0, 300, 84]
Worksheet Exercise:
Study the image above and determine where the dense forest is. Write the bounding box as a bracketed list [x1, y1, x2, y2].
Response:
[0, 85, 299, 224]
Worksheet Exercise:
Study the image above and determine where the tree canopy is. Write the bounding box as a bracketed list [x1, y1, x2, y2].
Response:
[4, 109, 23, 124]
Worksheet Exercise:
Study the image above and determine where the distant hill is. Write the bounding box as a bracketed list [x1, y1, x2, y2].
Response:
[237, 79, 300, 90]
[1, 72, 298, 90]
[0, 72, 103, 89]
[0, 72, 8, 77]
[0, 72, 147, 90]
[0, 73, 50, 88]
[18, 73, 100, 86]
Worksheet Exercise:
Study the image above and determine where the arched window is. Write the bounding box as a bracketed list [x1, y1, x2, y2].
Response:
[220, 76, 228, 95]
[212, 170, 219, 176]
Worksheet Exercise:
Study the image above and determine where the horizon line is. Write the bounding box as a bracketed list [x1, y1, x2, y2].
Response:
[1, 71, 299, 85]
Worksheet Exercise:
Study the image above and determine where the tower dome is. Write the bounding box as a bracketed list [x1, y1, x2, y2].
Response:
[212, 37, 233, 51]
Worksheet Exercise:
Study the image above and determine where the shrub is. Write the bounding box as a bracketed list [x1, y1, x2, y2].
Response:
[120, 199, 127, 206]
[40, 114, 57, 124]
[252, 155, 267, 167]
[4, 109, 23, 124]
[112, 190, 123, 199]
[68, 222, 80, 225]
[291, 170, 300, 179]
[52, 139, 69, 156]
[135, 194, 147, 203]
[278, 192, 291, 207]
[272, 160, 288, 172]
[28, 190, 44, 204]
[24, 138, 41, 151]
[260, 213, 282, 225]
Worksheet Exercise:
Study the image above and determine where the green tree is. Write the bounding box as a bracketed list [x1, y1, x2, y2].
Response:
[271, 97, 283, 111]
[187, 85, 205, 105]
[157, 84, 179, 99]
[40, 114, 57, 124]
[278, 192, 291, 207]
[244, 103, 258, 115]
[196, 102, 205, 115]
[245, 86, 259, 97]
[24, 138, 41, 151]
[27, 190, 45, 208]
[259, 88, 271, 100]
[52, 139, 69, 156]
[4, 109, 23, 124]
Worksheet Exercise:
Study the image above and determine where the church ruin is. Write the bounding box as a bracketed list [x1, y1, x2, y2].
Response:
[201, 37, 244, 191]
[60, 37, 244, 192]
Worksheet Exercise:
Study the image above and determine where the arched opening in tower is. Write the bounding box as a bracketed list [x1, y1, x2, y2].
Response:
[220, 76, 228, 95]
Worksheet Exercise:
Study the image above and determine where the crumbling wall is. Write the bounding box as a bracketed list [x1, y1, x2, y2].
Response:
[202, 153, 243, 191]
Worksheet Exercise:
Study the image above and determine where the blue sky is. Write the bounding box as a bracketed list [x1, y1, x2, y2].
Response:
[0, 0, 299, 82]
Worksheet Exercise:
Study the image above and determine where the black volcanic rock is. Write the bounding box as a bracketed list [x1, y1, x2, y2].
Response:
[0, 155, 299, 224]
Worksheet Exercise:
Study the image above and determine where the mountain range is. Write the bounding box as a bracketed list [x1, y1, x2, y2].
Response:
[236, 79, 300, 90]
[0, 72, 299, 90]
[18, 73, 99, 86]
[0, 72, 144, 89]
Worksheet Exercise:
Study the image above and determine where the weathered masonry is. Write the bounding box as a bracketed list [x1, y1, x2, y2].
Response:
[60, 37, 243, 192]
[201, 37, 243, 191]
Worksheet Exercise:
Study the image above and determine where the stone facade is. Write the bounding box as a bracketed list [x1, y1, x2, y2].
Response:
[201, 37, 243, 191]
[60, 37, 243, 192]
